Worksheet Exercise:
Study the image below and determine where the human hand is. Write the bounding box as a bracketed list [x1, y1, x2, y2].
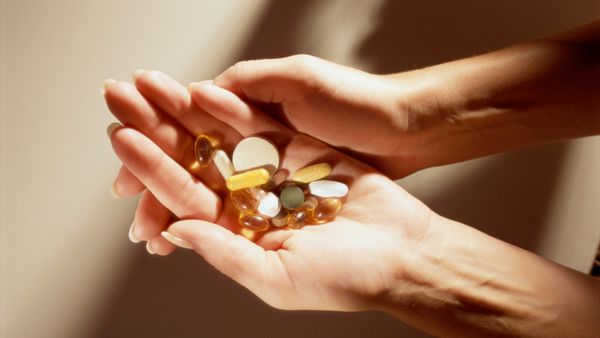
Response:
[104, 70, 436, 311]
[105, 70, 600, 337]
[205, 55, 443, 179]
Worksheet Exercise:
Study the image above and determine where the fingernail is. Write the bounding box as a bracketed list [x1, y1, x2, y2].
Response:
[101, 78, 117, 96]
[132, 69, 145, 83]
[187, 82, 200, 92]
[146, 241, 156, 255]
[106, 122, 122, 137]
[110, 179, 121, 199]
[161, 231, 193, 249]
[128, 221, 140, 243]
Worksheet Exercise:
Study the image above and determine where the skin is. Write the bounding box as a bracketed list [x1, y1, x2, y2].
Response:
[104, 20, 600, 337]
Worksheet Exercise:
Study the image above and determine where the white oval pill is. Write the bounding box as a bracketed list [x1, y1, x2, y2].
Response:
[308, 180, 348, 198]
[257, 192, 281, 218]
[213, 149, 235, 179]
[232, 136, 279, 174]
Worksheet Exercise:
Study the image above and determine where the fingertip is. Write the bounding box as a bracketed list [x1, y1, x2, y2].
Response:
[187, 80, 213, 94]
[161, 231, 193, 249]
[132, 69, 145, 83]
[128, 221, 141, 243]
[110, 179, 122, 199]
[148, 236, 176, 256]
[106, 122, 123, 137]
[109, 125, 139, 144]
[101, 78, 117, 96]
[113, 166, 146, 197]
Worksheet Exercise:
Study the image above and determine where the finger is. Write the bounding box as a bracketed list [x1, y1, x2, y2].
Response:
[213, 56, 313, 104]
[163, 220, 276, 293]
[132, 190, 172, 241]
[104, 80, 197, 175]
[112, 165, 145, 197]
[109, 126, 221, 221]
[188, 82, 288, 137]
[147, 234, 176, 256]
[133, 71, 241, 151]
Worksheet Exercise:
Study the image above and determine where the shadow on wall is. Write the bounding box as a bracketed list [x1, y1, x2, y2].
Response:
[85, 0, 581, 337]
[413, 142, 569, 251]
[358, 0, 599, 72]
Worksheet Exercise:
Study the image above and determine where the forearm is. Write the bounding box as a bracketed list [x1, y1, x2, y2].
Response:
[390, 20, 599, 171]
[378, 215, 600, 337]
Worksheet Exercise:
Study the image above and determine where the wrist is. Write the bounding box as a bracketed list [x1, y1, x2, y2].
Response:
[375, 213, 600, 337]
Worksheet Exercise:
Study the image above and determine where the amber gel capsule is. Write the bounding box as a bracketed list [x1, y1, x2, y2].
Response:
[194, 135, 214, 167]
[312, 198, 342, 224]
[230, 189, 258, 212]
[288, 209, 307, 229]
[271, 209, 290, 227]
[239, 212, 270, 232]
[300, 196, 318, 219]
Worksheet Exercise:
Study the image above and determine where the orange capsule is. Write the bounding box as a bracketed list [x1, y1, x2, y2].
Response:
[300, 196, 318, 218]
[288, 209, 307, 229]
[194, 135, 214, 167]
[230, 189, 258, 212]
[239, 212, 270, 232]
[271, 209, 290, 228]
[312, 198, 342, 224]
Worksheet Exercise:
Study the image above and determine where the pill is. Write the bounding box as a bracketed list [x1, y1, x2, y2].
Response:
[288, 209, 307, 229]
[291, 163, 331, 183]
[280, 185, 305, 209]
[230, 189, 258, 212]
[194, 135, 215, 167]
[232, 136, 279, 174]
[257, 192, 281, 218]
[308, 180, 348, 198]
[213, 149, 235, 179]
[271, 209, 290, 227]
[248, 187, 267, 200]
[262, 169, 289, 191]
[226, 168, 270, 191]
[239, 212, 270, 232]
[300, 196, 318, 218]
[312, 198, 342, 224]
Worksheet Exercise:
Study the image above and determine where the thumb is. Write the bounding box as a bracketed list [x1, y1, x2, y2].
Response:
[161, 220, 268, 289]
[213, 54, 323, 104]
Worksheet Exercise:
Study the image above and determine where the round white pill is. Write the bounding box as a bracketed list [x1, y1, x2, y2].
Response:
[308, 180, 348, 198]
[257, 192, 281, 218]
[232, 136, 279, 174]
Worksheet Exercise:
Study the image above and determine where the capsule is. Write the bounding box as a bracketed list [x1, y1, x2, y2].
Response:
[300, 196, 318, 218]
[226, 168, 270, 191]
[230, 189, 258, 212]
[239, 212, 270, 231]
[312, 198, 342, 224]
[271, 209, 290, 227]
[194, 135, 214, 167]
[288, 209, 307, 229]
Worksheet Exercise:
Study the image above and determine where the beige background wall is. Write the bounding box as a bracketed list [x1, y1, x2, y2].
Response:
[1, 1, 598, 337]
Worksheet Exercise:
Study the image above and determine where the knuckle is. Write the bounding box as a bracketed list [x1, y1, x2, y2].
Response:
[287, 54, 320, 74]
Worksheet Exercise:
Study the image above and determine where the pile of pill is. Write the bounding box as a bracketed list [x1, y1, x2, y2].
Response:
[195, 135, 348, 238]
